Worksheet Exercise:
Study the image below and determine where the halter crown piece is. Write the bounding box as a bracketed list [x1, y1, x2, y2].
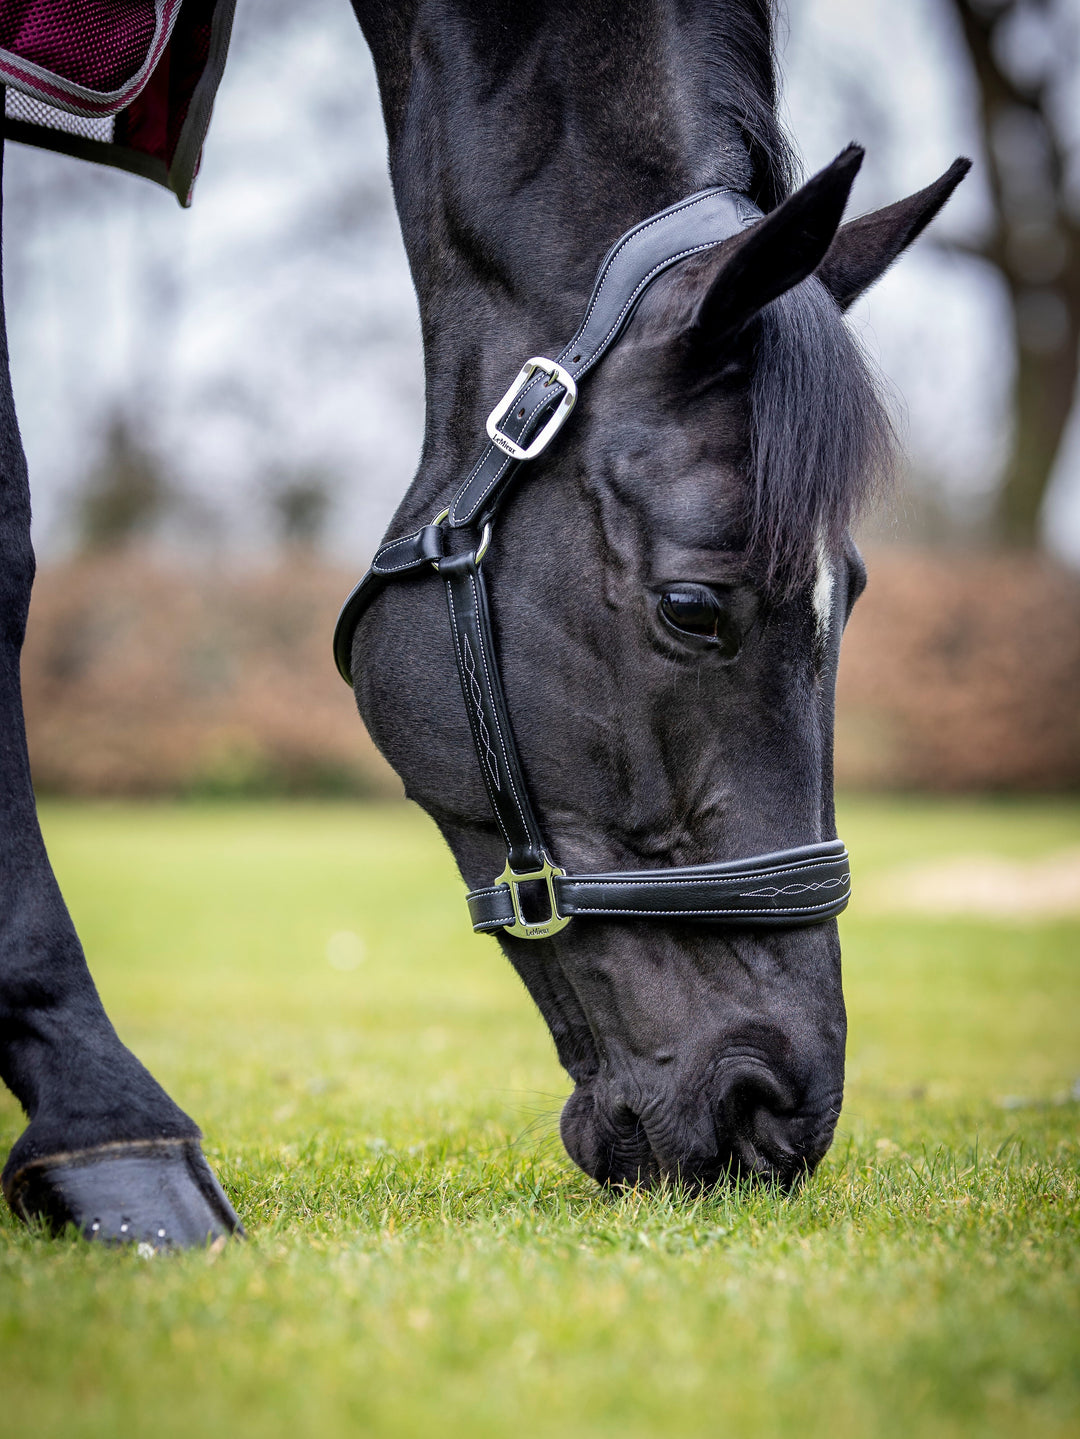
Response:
[333, 189, 852, 940]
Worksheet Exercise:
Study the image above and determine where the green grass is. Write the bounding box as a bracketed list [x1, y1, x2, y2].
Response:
[1, 796, 1077, 1439]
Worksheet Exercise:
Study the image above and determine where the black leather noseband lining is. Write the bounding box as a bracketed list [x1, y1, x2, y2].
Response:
[333, 187, 852, 940]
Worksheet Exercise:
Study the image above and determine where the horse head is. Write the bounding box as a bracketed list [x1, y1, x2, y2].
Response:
[347, 147, 967, 1189]
[342, 0, 969, 1188]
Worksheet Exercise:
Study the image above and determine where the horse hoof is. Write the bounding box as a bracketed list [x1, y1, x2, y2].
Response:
[3, 1138, 244, 1249]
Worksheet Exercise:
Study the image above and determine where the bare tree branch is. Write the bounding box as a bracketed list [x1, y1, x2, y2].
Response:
[943, 0, 1080, 542]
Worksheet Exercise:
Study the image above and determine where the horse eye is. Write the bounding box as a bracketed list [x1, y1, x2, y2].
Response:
[658, 585, 740, 655]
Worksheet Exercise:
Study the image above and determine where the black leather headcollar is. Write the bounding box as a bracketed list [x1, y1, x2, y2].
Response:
[333, 187, 851, 940]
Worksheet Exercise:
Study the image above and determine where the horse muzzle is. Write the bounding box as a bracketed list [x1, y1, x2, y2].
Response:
[559, 1055, 842, 1191]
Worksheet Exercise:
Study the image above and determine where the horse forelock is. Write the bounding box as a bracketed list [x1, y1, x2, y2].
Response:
[587, 0, 892, 594]
[748, 279, 895, 591]
[626, 264, 894, 593]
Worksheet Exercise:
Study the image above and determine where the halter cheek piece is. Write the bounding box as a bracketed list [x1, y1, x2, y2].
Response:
[333, 188, 851, 940]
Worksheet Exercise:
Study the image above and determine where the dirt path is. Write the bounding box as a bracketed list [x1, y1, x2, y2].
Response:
[862, 848, 1080, 919]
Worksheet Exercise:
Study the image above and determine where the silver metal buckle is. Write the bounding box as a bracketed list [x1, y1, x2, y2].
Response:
[429, 508, 491, 571]
[485, 357, 578, 462]
[494, 853, 570, 940]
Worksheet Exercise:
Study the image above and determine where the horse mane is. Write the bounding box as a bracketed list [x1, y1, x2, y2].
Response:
[691, 0, 799, 212]
[671, 2, 895, 588]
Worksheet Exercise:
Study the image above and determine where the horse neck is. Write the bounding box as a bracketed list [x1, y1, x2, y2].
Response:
[354, 0, 784, 501]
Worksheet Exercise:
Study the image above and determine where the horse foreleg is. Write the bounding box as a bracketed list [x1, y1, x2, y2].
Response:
[0, 147, 240, 1249]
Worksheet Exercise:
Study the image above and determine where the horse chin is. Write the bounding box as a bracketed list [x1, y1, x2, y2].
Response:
[559, 1061, 841, 1193]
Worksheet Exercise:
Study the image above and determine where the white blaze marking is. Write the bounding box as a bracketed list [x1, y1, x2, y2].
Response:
[813, 537, 834, 643]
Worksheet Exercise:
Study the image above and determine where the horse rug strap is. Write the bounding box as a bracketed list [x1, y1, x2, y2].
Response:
[333, 186, 852, 940]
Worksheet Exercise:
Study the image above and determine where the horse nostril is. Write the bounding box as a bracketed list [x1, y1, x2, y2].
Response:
[715, 1065, 805, 1185]
[722, 1067, 793, 1126]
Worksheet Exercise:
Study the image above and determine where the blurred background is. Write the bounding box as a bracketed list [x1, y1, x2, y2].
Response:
[6, 0, 1080, 797]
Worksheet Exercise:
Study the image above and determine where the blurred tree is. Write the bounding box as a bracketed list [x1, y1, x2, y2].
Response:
[945, 0, 1080, 544]
[269, 468, 334, 550]
[75, 412, 171, 550]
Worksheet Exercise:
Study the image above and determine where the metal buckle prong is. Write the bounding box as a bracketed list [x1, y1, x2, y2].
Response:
[494, 852, 570, 940]
[485, 357, 578, 462]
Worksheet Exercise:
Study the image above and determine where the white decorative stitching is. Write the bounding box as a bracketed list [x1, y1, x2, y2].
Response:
[741, 877, 848, 898]
[377, 533, 420, 557]
[589, 241, 732, 359]
[574, 191, 723, 338]
[468, 571, 536, 846]
[446, 583, 514, 854]
[560, 862, 848, 891]
[374, 530, 433, 574]
[569, 894, 849, 919]
[469, 867, 848, 904]
[462, 635, 500, 789]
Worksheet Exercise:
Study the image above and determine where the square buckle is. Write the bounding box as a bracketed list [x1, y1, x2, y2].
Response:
[494, 853, 570, 940]
[485, 357, 578, 462]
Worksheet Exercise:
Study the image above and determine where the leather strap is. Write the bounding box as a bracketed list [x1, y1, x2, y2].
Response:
[440, 551, 546, 872]
[332, 185, 764, 685]
[466, 841, 850, 932]
[371, 522, 447, 575]
[446, 186, 763, 529]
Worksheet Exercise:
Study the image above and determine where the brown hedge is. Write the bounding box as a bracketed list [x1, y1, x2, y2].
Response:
[19, 549, 1080, 797]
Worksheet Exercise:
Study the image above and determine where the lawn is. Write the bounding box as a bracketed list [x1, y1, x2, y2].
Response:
[1, 797, 1077, 1439]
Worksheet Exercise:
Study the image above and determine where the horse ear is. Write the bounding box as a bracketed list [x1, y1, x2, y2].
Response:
[691, 145, 864, 346]
[815, 158, 972, 311]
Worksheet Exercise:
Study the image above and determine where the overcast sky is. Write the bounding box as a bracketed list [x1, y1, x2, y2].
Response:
[4, 0, 1079, 564]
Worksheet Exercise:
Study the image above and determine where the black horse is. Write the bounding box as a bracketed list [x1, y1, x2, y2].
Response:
[0, 0, 967, 1245]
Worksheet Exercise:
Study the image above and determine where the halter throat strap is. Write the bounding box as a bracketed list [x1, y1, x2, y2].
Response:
[333, 186, 852, 940]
